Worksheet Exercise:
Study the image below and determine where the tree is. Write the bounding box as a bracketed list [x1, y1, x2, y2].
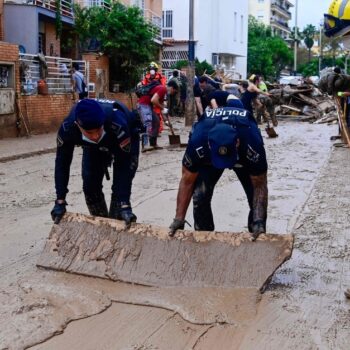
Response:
[73, 2, 158, 90]
[303, 24, 316, 62]
[247, 16, 293, 79]
[289, 26, 304, 48]
[172, 59, 215, 76]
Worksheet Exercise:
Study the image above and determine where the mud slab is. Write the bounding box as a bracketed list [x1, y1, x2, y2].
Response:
[37, 213, 293, 289]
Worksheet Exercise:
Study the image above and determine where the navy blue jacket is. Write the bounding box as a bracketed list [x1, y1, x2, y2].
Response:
[55, 100, 140, 201]
[183, 107, 268, 175]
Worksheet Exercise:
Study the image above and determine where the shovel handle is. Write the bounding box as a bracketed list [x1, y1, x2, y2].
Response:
[164, 114, 176, 136]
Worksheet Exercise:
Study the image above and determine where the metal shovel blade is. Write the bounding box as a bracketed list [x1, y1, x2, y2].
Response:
[169, 134, 181, 145]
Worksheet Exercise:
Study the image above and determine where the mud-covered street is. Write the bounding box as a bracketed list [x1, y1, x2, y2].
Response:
[1, 119, 350, 350]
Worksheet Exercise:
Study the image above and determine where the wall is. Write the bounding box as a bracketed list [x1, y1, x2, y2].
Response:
[17, 95, 73, 135]
[248, 0, 271, 26]
[0, 0, 4, 41]
[82, 53, 109, 99]
[45, 22, 61, 57]
[0, 42, 20, 139]
[162, 0, 248, 79]
[4, 5, 38, 54]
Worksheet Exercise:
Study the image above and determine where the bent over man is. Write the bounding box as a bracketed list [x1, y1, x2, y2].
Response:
[169, 99, 268, 240]
[51, 99, 140, 226]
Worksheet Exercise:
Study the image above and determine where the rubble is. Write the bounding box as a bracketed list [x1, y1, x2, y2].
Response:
[272, 81, 336, 123]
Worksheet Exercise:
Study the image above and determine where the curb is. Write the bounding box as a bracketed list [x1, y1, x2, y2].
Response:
[0, 147, 56, 163]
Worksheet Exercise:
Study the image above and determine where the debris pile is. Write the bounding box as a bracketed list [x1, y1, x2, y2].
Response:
[271, 82, 337, 124]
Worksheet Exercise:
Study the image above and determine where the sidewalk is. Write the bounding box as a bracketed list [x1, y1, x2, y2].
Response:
[0, 133, 57, 163]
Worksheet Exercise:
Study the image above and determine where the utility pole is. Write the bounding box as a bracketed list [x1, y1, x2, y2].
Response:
[293, 0, 298, 75]
[319, 22, 323, 76]
[185, 0, 196, 127]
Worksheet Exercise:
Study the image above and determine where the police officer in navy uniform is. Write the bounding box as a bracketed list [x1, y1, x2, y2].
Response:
[51, 99, 140, 226]
[169, 98, 268, 240]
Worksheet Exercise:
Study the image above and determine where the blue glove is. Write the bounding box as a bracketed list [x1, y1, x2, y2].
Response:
[51, 200, 67, 224]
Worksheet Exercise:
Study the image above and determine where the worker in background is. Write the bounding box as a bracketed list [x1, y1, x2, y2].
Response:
[194, 76, 217, 116]
[337, 90, 350, 127]
[169, 99, 268, 240]
[142, 62, 167, 86]
[257, 76, 278, 126]
[241, 75, 271, 123]
[137, 80, 179, 151]
[51, 99, 141, 226]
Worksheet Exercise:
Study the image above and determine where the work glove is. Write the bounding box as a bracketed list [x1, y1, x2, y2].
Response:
[250, 220, 265, 242]
[51, 200, 67, 224]
[116, 206, 137, 228]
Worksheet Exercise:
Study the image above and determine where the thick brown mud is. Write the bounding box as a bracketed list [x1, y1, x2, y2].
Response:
[1, 120, 350, 350]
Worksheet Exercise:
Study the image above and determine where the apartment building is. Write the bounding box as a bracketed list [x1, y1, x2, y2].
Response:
[3, 0, 74, 56]
[249, 0, 293, 40]
[162, 0, 248, 79]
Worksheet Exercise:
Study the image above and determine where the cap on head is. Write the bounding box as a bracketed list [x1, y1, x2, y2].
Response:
[226, 96, 244, 109]
[208, 123, 238, 169]
[75, 99, 106, 130]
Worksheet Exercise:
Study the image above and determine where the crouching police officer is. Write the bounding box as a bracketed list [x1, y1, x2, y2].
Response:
[51, 98, 140, 226]
[169, 98, 268, 240]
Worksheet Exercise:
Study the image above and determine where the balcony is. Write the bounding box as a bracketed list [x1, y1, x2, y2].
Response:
[144, 8, 162, 44]
[271, 2, 291, 20]
[79, 0, 111, 10]
[5, 0, 74, 18]
[270, 17, 291, 33]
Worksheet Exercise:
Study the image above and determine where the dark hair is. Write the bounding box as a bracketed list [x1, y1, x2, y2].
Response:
[72, 62, 80, 71]
[172, 70, 179, 77]
[334, 66, 341, 74]
[167, 80, 179, 90]
[199, 76, 208, 84]
[241, 81, 248, 89]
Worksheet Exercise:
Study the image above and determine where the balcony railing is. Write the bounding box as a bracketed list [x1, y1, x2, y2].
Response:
[5, 0, 74, 18]
[271, 17, 291, 31]
[19, 53, 87, 95]
[80, 0, 111, 10]
[271, 3, 291, 19]
[144, 8, 162, 43]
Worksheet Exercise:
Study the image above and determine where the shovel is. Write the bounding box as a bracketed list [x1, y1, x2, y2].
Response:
[164, 113, 181, 145]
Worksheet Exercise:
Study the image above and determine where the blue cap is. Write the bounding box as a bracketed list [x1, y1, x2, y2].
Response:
[75, 99, 106, 130]
[226, 98, 244, 109]
[208, 123, 238, 169]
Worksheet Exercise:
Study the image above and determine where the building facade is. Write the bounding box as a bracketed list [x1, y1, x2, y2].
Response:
[249, 0, 293, 40]
[3, 0, 74, 56]
[162, 0, 248, 79]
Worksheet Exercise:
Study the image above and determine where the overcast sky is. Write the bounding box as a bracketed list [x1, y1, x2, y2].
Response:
[291, 0, 330, 29]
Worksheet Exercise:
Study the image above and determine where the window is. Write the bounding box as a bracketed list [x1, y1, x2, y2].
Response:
[258, 0, 264, 3]
[162, 10, 173, 38]
[38, 33, 45, 54]
[212, 54, 219, 66]
[240, 15, 244, 43]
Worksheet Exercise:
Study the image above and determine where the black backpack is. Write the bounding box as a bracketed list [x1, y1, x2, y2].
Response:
[135, 80, 161, 98]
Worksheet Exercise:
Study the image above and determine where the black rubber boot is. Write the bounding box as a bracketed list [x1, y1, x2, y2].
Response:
[85, 193, 108, 218]
[109, 199, 120, 219]
[149, 136, 157, 147]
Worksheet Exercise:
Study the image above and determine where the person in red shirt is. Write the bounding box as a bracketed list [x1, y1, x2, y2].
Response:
[137, 80, 178, 151]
